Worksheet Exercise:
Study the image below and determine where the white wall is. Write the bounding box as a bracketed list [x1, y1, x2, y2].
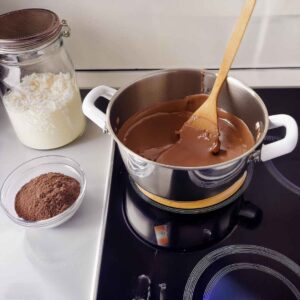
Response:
[1, 0, 300, 70]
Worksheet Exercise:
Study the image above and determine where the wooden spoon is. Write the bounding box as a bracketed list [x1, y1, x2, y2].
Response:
[184, 0, 256, 153]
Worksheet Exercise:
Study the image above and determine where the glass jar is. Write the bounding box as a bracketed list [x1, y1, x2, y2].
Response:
[0, 9, 86, 149]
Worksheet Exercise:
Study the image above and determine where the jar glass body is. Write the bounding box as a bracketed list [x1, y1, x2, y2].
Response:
[0, 36, 86, 149]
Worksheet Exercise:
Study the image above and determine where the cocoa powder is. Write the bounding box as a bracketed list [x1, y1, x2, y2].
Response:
[15, 172, 80, 221]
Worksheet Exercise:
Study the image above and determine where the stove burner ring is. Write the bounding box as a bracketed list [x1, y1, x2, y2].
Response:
[183, 245, 300, 300]
[265, 160, 300, 196]
[204, 263, 300, 300]
[136, 172, 247, 210]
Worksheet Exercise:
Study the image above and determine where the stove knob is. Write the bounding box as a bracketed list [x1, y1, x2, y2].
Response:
[238, 201, 262, 229]
[203, 228, 213, 241]
[158, 283, 167, 300]
[132, 274, 151, 300]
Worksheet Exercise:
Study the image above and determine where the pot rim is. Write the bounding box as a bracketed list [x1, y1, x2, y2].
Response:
[106, 68, 269, 170]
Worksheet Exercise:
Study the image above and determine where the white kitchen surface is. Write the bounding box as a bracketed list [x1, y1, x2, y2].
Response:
[76, 68, 300, 89]
[1, 0, 300, 70]
[0, 100, 113, 300]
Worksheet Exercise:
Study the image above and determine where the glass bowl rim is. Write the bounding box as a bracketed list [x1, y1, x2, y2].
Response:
[0, 154, 87, 228]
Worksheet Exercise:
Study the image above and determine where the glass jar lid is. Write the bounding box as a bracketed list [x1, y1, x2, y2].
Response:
[0, 8, 69, 52]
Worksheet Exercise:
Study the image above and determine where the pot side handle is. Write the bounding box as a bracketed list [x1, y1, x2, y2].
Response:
[82, 85, 117, 132]
[260, 114, 298, 162]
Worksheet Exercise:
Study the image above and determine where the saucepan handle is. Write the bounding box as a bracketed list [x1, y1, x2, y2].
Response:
[260, 114, 298, 162]
[82, 85, 117, 133]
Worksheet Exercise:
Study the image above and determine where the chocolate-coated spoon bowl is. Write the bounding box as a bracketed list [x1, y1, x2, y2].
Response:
[82, 69, 298, 201]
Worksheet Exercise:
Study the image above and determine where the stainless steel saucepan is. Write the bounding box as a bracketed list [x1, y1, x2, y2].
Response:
[82, 69, 298, 201]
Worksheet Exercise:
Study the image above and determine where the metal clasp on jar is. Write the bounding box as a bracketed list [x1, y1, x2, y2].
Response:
[61, 20, 71, 37]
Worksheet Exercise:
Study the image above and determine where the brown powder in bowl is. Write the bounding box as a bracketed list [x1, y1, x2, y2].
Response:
[15, 172, 81, 221]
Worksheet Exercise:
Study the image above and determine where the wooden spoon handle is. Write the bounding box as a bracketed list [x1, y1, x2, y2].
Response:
[210, 0, 256, 100]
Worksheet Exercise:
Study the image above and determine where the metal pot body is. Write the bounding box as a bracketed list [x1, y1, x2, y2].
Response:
[83, 69, 298, 201]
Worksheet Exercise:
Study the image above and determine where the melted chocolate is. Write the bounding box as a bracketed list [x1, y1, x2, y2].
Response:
[117, 95, 255, 167]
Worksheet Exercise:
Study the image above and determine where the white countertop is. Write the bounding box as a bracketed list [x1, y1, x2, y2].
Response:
[0, 67, 298, 300]
[0, 101, 113, 300]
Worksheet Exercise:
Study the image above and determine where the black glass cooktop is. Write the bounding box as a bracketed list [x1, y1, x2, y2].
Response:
[96, 88, 300, 300]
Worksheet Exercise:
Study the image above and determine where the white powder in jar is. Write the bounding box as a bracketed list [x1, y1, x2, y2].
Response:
[3, 72, 86, 149]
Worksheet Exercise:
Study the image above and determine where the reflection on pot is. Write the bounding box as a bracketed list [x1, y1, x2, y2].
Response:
[188, 158, 246, 189]
[127, 153, 155, 178]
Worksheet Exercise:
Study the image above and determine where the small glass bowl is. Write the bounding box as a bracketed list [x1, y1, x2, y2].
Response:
[0, 155, 86, 229]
